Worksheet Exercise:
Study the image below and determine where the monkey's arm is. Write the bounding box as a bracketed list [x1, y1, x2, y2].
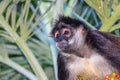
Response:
[57, 53, 70, 80]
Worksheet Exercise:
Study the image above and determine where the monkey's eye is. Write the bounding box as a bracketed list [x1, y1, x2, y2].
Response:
[62, 28, 71, 38]
[64, 31, 69, 35]
[54, 31, 60, 39]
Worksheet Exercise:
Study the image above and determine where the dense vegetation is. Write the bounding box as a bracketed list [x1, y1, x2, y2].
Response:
[0, 0, 120, 80]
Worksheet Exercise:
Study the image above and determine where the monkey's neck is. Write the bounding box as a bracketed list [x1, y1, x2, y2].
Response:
[81, 45, 91, 58]
[75, 44, 94, 58]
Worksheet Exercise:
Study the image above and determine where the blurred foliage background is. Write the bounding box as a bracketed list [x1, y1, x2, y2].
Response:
[0, 0, 120, 80]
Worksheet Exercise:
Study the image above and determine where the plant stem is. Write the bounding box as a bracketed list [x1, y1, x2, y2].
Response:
[0, 15, 48, 80]
[16, 37, 48, 80]
[2, 59, 37, 80]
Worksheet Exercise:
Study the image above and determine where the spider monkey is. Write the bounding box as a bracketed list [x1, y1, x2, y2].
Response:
[51, 16, 120, 80]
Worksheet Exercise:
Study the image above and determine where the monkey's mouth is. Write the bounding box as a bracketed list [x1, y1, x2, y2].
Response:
[57, 43, 68, 50]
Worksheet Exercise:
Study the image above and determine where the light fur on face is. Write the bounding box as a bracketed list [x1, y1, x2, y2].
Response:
[68, 26, 86, 51]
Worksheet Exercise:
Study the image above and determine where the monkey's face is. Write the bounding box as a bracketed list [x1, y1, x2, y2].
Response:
[52, 22, 86, 53]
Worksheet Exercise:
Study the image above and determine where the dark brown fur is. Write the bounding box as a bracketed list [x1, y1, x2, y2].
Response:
[86, 30, 120, 71]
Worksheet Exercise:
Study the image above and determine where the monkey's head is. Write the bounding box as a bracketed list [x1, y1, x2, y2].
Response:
[51, 16, 89, 53]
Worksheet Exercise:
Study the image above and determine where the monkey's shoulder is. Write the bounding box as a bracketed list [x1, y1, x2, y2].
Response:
[86, 30, 120, 48]
[103, 32, 120, 47]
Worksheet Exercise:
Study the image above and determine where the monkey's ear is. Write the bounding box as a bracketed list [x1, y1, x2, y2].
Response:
[79, 25, 89, 35]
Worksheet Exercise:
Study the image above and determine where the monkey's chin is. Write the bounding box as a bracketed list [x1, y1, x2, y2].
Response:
[56, 46, 68, 53]
[57, 46, 67, 52]
[56, 43, 76, 53]
[57, 47, 76, 53]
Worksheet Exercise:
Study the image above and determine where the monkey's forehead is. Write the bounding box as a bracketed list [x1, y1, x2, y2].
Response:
[55, 15, 82, 27]
[51, 15, 89, 35]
